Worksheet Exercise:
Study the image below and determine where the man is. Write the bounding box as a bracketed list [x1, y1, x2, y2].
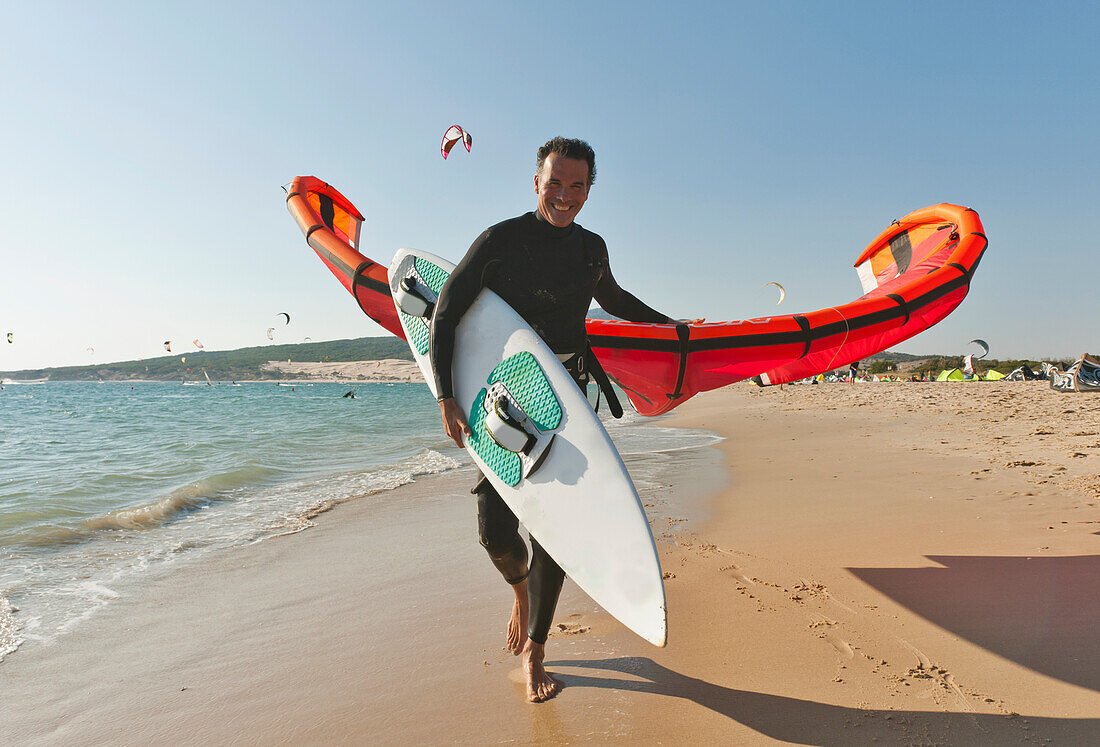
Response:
[431, 137, 671, 703]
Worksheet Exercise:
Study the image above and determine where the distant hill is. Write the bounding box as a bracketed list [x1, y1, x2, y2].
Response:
[3, 331, 1077, 384]
[0, 337, 413, 382]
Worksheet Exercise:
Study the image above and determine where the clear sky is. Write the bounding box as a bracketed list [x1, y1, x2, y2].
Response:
[2, 1, 1096, 371]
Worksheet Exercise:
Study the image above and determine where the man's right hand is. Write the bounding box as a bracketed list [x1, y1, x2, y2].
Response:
[438, 397, 472, 448]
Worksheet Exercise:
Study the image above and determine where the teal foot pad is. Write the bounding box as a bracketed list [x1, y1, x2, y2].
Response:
[488, 352, 561, 431]
[398, 257, 450, 355]
[466, 351, 561, 487]
[414, 257, 449, 294]
[467, 388, 523, 486]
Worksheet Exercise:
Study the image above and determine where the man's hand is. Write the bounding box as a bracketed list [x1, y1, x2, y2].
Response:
[438, 397, 472, 448]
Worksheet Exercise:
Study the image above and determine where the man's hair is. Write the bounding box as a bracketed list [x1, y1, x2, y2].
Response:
[536, 137, 596, 185]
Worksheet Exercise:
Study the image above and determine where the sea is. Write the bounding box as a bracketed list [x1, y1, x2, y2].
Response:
[0, 380, 720, 663]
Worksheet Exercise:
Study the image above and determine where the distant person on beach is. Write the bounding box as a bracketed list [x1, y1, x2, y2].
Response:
[849, 361, 861, 383]
[431, 137, 672, 703]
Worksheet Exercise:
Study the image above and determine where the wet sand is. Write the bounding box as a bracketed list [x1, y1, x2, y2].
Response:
[3, 381, 1099, 744]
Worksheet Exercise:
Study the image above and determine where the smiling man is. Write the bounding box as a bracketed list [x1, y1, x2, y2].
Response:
[430, 137, 671, 703]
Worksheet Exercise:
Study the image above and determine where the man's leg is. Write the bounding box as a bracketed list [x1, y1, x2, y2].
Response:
[475, 477, 529, 654]
[522, 536, 565, 702]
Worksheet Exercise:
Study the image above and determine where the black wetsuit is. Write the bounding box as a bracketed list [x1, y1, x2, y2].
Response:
[431, 210, 669, 645]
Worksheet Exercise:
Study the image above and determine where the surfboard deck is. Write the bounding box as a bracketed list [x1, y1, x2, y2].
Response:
[388, 248, 667, 647]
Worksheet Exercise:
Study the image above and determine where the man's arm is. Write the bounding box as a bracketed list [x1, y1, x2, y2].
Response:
[430, 229, 500, 446]
[590, 237, 671, 323]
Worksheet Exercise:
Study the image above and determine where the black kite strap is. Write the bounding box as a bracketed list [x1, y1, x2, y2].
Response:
[585, 345, 623, 418]
[667, 322, 691, 400]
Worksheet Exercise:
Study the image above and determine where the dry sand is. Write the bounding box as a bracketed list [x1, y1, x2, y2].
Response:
[3, 381, 1098, 744]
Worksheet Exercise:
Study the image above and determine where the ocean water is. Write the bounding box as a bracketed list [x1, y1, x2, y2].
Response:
[0, 380, 720, 662]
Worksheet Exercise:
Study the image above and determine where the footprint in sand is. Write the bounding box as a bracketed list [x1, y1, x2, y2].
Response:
[821, 633, 854, 659]
[554, 622, 591, 636]
[720, 564, 754, 584]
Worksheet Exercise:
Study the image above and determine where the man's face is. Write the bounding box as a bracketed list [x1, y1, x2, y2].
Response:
[534, 153, 590, 227]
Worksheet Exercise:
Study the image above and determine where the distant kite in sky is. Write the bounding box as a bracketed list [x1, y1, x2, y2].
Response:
[163, 341, 172, 352]
[278, 312, 291, 325]
[441, 125, 472, 159]
[193, 339, 204, 350]
[6, 332, 12, 344]
[266, 327, 275, 341]
[763, 282, 786, 305]
[968, 339, 989, 359]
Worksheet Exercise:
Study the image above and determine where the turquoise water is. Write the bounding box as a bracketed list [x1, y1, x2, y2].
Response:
[0, 381, 456, 658]
[0, 380, 720, 662]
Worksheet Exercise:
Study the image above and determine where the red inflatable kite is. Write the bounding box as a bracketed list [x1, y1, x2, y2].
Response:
[286, 177, 986, 416]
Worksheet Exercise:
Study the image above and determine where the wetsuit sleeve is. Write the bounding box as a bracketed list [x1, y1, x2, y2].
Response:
[430, 229, 501, 400]
[590, 236, 671, 324]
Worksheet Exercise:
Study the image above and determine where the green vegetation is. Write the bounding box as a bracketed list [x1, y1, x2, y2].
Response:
[0, 337, 413, 382]
[835, 353, 1078, 378]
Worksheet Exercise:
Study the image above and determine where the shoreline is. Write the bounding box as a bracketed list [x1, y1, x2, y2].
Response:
[3, 382, 1098, 743]
[0, 360, 426, 385]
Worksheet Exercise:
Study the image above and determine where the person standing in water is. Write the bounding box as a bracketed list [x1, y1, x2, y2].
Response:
[431, 137, 671, 702]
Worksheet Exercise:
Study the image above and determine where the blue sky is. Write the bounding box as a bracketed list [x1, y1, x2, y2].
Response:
[1, 1, 1096, 370]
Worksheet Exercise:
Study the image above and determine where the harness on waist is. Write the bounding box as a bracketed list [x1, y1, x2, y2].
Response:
[558, 345, 623, 419]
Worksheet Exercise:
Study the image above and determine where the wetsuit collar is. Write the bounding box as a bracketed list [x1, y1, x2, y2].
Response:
[531, 209, 576, 238]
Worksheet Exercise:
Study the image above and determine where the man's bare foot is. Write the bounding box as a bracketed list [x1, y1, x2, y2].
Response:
[521, 640, 562, 703]
[506, 579, 529, 655]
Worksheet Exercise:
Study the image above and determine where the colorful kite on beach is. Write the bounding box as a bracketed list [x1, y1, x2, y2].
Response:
[441, 125, 472, 159]
[286, 176, 988, 416]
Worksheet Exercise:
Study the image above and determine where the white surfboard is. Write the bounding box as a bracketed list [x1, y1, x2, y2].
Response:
[389, 248, 666, 647]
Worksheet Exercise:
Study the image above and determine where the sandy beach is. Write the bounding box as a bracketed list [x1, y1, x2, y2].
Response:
[3, 381, 1098, 744]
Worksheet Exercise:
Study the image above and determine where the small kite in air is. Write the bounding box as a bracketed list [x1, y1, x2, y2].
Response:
[278, 312, 291, 325]
[6, 332, 12, 344]
[441, 125, 472, 159]
[763, 282, 786, 305]
[193, 340, 204, 350]
[163, 341, 172, 352]
[266, 327, 275, 341]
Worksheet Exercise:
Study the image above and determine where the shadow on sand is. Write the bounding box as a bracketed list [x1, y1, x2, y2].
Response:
[848, 554, 1100, 692]
[547, 656, 1099, 744]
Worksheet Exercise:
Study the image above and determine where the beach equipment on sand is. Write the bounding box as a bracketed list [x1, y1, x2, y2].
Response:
[937, 368, 965, 381]
[1006, 364, 1038, 381]
[1049, 354, 1100, 393]
[389, 247, 666, 647]
[287, 177, 987, 416]
[983, 369, 1006, 381]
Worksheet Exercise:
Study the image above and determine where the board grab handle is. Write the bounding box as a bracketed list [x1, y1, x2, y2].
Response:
[395, 276, 434, 318]
[485, 397, 536, 454]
